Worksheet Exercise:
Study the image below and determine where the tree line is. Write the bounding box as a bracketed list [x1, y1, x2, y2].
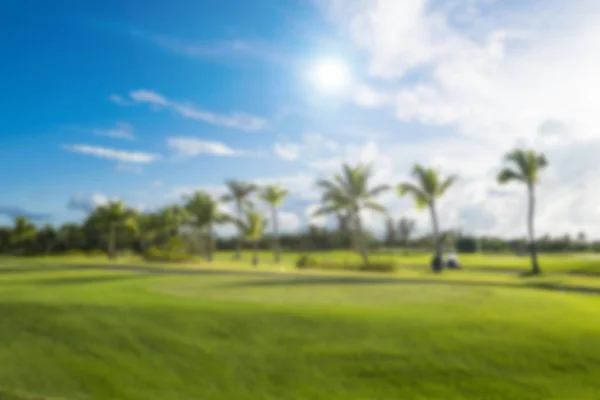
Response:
[0, 148, 593, 274]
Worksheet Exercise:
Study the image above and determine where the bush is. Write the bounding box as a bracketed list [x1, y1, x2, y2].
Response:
[296, 254, 318, 269]
[356, 263, 396, 273]
[87, 249, 107, 257]
[63, 249, 87, 257]
[143, 247, 194, 263]
[295, 255, 395, 273]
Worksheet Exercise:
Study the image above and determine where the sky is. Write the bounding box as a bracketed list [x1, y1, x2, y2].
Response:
[1, 0, 600, 238]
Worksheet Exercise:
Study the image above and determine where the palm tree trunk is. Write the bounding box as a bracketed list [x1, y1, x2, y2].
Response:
[108, 224, 117, 259]
[528, 185, 541, 274]
[429, 203, 442, 272]
[235, 202, 242, 260]
[271, 206, 281, 263]
[353, 209, 369, 265]
[206, 224, 213, 262]
[252, 240, 258, 267]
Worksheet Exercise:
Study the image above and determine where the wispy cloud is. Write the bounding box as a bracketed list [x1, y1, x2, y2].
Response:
[67, 193, 111, 213]
[115, 89, 267, 131]
[108, 94, 133, 106]
[64, 144, 161, 164]
[132, 29, 283, 63]
[167, 137, 240, 158]
[0, 206, 51, 221]
[273, 142, 300, 161]
[92, 122, 135, 140]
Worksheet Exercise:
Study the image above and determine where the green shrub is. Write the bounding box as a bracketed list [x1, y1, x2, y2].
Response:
[143, 247, 193, 263]
[295, 255, 395, 273]
[87, 249, 107, 257]
[64, 249, 86, 257]
[356, 263, 396, 273]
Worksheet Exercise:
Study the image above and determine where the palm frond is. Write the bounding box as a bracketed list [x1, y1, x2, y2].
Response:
[437, 175, 457, 196]
[397, 182, 430, 209]
[497, 168, 525, 184]
[363, 201, 387, 214]
[365, 184, 390, 198]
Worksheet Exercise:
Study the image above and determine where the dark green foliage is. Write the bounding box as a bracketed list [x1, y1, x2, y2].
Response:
[143, 246, 194, 263]
[296, 255, 396, 273]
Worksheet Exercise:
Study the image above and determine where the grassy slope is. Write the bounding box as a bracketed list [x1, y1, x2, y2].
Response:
[0, 261, 600, 399]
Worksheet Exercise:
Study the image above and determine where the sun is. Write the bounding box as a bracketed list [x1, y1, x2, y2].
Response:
[309, 58, 351, 93]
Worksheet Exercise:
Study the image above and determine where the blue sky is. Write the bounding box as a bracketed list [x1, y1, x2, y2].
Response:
[2, 0, 600, 238]
[0, 0, 348, 223]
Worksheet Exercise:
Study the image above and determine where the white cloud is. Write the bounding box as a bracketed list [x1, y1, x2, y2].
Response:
[130, 89, 169, 106]
[64, 144, 161, 164]
[93, 122, 135, 140]
[67, 193, 111, 213]
[108, 94, 133, 106]
[305, 204, 327, 228]
[276, 211, 301, 233]
[131, 30, 283, 63]
[273, 143, 300, 161]
[353, 84, 391, 108]
[124, 89, 267, 131]
[317, 0, 600, 238]
[167, 137, 239, 157]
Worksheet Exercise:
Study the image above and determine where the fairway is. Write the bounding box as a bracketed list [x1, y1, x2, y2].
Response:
[0, 261, 599, 399]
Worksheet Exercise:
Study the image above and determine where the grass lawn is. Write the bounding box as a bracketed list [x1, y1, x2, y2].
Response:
[0, 258, 600, 399]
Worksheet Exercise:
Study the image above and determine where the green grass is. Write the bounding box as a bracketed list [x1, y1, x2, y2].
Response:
[1, 258, 600, 399]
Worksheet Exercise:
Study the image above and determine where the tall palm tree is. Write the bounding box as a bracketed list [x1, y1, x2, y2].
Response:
[314, 163, 389, 265]
[497, 149, 548, 275]
[259, 185, 289, 263]
[221, 180, 257, 260]
[89, 201, 137, 259]
[236, 206, 268, 266]
[397, 164, 456, 272]
[185, 191, 230, 262]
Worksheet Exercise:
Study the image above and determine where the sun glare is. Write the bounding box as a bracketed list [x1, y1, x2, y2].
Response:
[309, 58, 351, 93]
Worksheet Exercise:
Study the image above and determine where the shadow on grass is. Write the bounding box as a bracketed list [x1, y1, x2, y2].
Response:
[3, 263, 600, 296]
[226, 275, 600, 296]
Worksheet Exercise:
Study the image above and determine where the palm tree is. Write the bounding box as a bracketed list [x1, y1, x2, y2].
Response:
[89, 201, 137, 259]
[259, 185, 289, 263]
[236, 206, 268, 266]
[397, 217, 416, 248]
[10, 216, 37, 255]
[397, 165, 456, 272]
[159, 205, 189, 237]
[314, 163, 389, 265]
[221, 180, 257, 260]
[185, 191, 230, 261]
[497, 149, 548, 275]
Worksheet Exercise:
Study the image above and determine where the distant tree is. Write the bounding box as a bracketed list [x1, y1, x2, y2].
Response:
[10, 216, 37, 255]
[314, 163, 389, 265]
[87, 201, 137, 259]
[160, 205, 189, 237]
[221, 180, 258, 260]
[185, 191, 230, 261]
[259, 185, 289, 263]
[397, 165, 457, 272]
[498, 149, 548, 275]
[57, 223, 86, 251]
[397, 217, 416, 247]
[36, 224, 57, 254]
[236, 206, 268, 266]
[384, 218, 397, 247]
[136, 213, 164, 252]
